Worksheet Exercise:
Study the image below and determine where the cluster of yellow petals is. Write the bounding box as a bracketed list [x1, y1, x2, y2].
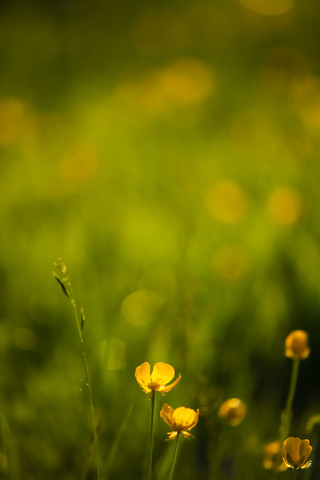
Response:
[160, 403, 199, 440]
[218, 398, 247, 426]
[282, 437, 312, 469]
[263, 441, 287, 471]
[135, 362, 181, 396]
[285, 330, 310, 360]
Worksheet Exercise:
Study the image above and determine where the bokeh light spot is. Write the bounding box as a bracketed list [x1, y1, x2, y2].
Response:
[59, 144, 99, 186]
[121, 289, 163, 326]
[159, 58, 214, 106]
[116, 58, 213, 117]
[0, 97, 33, 146]
[205, 181, 248, 223]
[267, 186, 303, 225]
[239, 0, 294, 16]
[290, 75, 320, 129]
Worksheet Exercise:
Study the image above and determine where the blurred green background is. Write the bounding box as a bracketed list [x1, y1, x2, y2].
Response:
[1, 0, 320, 478]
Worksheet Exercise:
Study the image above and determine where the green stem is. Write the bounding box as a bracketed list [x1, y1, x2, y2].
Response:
[285, 360, 300, 419]
[293, 467, 297, 480]
[70, 293, 101, 480]
[147, 392, 156, 480]
[54, 262, 102, 478]
[275, 360, 300, 472]
[168, 433, 181, 480]
[283, 360, 300, 437]
[54, 261, 102, 480]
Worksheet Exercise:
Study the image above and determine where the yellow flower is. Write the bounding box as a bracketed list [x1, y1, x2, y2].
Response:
[282, 437, 312, 469]
[263, 441, 287, 471]
[160, 403, 199, 440]
[218, 398, 246, 426]
[135, 362, 181, 396]
[285, 330, 310, 360]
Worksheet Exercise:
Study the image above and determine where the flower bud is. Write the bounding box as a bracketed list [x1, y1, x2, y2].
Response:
[285, 330, 310, 360]
[282, 437, 312, 469]
[218, 398, 246, 426]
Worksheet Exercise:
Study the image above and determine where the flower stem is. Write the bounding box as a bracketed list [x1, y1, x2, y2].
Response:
[275, 359, 300, 472]
[283, 360, 300, 437]
[147, 392, 156, 480]
[169, 433, 181, 480]
[293, 467, 297, 480]
[72, 301, 101, 480]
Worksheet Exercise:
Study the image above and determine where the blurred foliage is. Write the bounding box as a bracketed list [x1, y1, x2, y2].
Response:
[1, 0, 320, 478]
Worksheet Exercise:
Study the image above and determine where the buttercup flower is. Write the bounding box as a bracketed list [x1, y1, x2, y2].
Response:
[135, 362, 181, 396]
[160, 403, 199, 440]
[218, 398, 246, 426]
[282, 437, 312, 469]
[263, 441, 287, 471]
[285, 330, 310, 360]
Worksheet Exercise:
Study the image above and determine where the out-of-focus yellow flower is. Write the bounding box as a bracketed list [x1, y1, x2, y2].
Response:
[205, 181, 248, 224]
[121, 289, 163, 327]
[263, 441, 287, 471]
[218, 398, 246, 426]
[59, 144, 98, 187]
[267, 187, 303, 226]
[285, 330, 310, 360]
[282, 437, 312, 469]
[135, 362, 181, 396]
[158, 58, 214, 106]
[239, 0, 293, 16]
[160, 403, 199, 440]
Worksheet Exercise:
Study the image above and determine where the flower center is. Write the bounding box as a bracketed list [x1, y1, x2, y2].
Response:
[148, 377, 162, 389]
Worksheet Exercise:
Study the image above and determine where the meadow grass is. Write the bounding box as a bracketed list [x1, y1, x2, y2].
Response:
[49, 262, 315, 480]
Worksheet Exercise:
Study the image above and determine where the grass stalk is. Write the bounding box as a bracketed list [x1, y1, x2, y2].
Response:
[53, 260, 101, 480]
[105, 403, 133, 480]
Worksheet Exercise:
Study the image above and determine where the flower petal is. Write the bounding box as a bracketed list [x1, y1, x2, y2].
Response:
[187, 409, 199, 430]
[151, 362, 175, 385]
[285, 330, 310, 360]
[282, 457, 293, 469]
[135, 362, 151, 392]
[181, 430, 194, 438]
[160, 403, 175, 429]
[161, 404, 199, 440]
[299, 440, 312, 468]
[173, 407, 199, 430]
[159, 373, 182, 394]
[283, 437, 301, 466]
[167, 431, 178, 440]
[282, 437, 313, 469]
